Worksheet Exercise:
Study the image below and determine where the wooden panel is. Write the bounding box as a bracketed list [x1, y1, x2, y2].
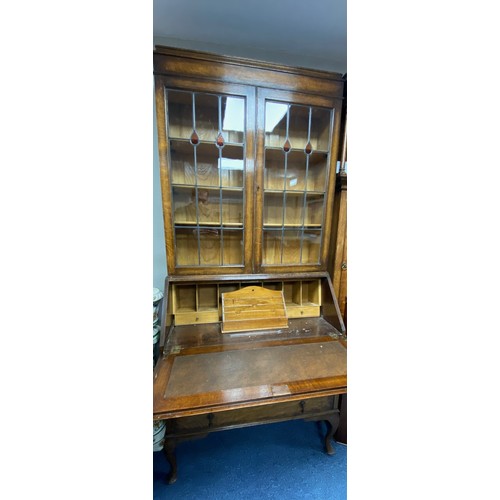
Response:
[286, 305, 320, 319]
[168, 396, 335, 435]
[221, 286, 288, 333]
[153, 48, 344, 98]
[161, 341, 346, 410]
[165, 316, 342, 353]
[174, 310, 219, 326]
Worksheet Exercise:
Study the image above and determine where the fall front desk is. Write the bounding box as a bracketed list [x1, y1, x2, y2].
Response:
[153, 273, 347, 484]
[153, 47, 347, 483]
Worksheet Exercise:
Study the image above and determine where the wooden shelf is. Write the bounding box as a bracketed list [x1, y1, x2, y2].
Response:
[263, 189, 325, 195]
[263, 223, 322, 228]
[172, 184, 244, 192]
[170, 139, 245, 154]
[173, 222, 244, 227]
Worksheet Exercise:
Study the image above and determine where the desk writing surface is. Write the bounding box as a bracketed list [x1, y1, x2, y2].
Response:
[153, 317, 347, 418]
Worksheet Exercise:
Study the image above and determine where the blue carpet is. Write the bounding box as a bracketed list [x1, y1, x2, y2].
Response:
[153, 419, 346, 500]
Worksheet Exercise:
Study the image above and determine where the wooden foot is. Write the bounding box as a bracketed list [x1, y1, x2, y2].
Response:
[324, 411, 340, 455]
[163, 439, 177, 484]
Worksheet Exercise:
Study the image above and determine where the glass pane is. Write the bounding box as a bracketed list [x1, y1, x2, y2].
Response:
[197, 188, 220, 225]
[221, 96, 245, 144]
[172, 186, 196, 225]
[222, 230, 243, 265]
[167, 90, 246, 269]
[284, 192, 304, 226]
[305, 194, 324, 226]
[285, 151, 307, 191]
[310, 107, 332, 151]
[288, 105, 310, 152]
[175, 228, 199, 266]
[282, 230, 302, 264]
[264, 149, 285, 191]
[195, 93, 219, 142]
[220, 145, 244, 188]
[307, 152, 328, 192]
[195, 143, 220, 187]
[167, 90, 193, 140]
[199, 228, 221, 265]
[302, 230, 322, 264]
[222, 191, 243, 226]
[263, 193, 284, 227]
[265, 101, 288, 148]
[263, 230, 282, 265]
[170, 140, 196, 185]
[173, 187, 220, 226]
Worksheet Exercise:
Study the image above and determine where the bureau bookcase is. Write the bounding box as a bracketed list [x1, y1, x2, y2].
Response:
[153, 46, 347, 483]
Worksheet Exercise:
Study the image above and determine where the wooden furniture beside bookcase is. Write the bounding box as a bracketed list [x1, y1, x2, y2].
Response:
[153, 46, 347, 483]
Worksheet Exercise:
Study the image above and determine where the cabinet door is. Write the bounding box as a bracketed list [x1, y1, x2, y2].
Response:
[155, 77, 256, 275]
[254, 88, 343, 273]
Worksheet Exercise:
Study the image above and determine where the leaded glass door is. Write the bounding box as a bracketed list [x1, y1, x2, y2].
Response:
[155, 78, 255, 275]
[255, 88, 343, 272]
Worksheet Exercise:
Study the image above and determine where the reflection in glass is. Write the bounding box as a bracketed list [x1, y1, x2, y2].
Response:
[199, 228, 221, 265]
[170, 142, 195, 184]
[195, 93, 219, 142]
[310, 107, 332, 151]
[284, 193, 304, 226]
[263, 193, 284, 226]
[302, 230, 322, 264]
[282, 230, 302, 264]
[307, 153, 328, 192]
[288, 105, 310, 152]
[284, 151, 307, 191]
[219, 147, 244, 187]
[222, 191, 243, 225]
[173, 187, 220, 225]
[167, 90, 193, 140]
[222, 97, 245, 144]
[222, 230, 243, 265]
[264, 149, 286, 191]
[175, 228, 199, 266]
[305, 194, 324, 226]
[263, 230, 282, 265]
[265, 102, 288, 147]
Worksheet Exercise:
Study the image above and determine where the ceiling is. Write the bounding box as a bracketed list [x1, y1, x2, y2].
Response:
[153, 0, 346, 74]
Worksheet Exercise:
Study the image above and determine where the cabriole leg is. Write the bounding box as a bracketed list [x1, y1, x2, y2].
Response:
[163, 439, 177, 484]
[324, 411, 340, 455]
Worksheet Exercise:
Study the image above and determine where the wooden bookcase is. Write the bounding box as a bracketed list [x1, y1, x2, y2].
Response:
[153, 46, 347, 484]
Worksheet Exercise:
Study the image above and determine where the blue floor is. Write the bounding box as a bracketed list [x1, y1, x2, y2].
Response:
[153, 419, 347, 500]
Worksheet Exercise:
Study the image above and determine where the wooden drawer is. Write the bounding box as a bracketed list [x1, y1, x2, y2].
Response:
[174, 310, 219, 325]
[286, 305, 320, 318]
[166, 396, 334, 436]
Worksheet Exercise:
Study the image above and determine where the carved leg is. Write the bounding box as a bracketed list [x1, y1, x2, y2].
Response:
[324, 411, 340, 455]
[163, 439, 177, 484]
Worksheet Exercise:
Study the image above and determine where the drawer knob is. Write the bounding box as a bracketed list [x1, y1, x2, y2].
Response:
[207, 413, 214, 428]
[299, 400, 305, 414]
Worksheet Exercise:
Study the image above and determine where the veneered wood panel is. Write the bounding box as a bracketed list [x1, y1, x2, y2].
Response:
[154, 48, 344, 98]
